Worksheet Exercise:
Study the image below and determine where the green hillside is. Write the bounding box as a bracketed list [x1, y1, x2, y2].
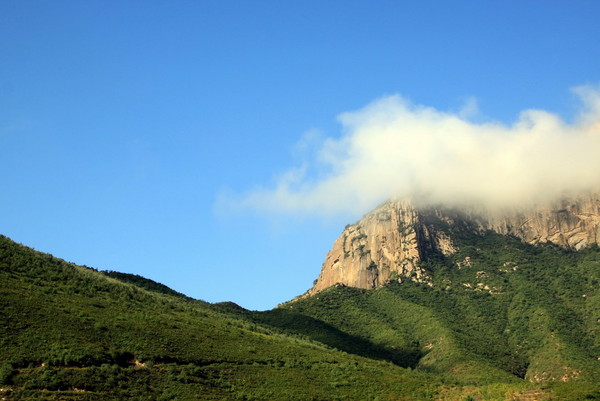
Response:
[269, 232, 600, 399]
[1, 232, 600, 400]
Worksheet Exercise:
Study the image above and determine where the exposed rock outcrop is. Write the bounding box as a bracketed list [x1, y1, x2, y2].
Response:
[478, 192, 600, 250]
[308, 192, 600, 295]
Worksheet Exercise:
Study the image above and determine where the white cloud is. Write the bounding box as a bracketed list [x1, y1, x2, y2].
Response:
[232, 86, 600, 217]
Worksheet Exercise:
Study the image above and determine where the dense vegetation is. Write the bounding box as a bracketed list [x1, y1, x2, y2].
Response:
[1, 231, 600, 400]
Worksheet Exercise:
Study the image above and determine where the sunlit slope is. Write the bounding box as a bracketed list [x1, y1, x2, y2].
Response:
[267, 233, 600, 398]
[0, 235, 441, 400]
[2, 232, 600, 400]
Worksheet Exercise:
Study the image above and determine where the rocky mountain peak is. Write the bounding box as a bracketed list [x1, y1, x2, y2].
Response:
[308, 192, 600, 295]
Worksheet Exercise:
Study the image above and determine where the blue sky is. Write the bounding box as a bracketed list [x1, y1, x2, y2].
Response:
[2, 1, 600, 310]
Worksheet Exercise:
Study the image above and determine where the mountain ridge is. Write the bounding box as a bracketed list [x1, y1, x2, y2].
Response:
[309, 191, 600, 295]
[3, 192, 600, 400]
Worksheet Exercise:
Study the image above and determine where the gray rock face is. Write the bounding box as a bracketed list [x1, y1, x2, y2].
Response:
[308, 192, 600, 295]
[479, 193, 600, 250]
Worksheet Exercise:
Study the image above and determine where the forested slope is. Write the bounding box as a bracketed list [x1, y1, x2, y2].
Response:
[2, 233, 600, 400]
[0, 234, 446, 400]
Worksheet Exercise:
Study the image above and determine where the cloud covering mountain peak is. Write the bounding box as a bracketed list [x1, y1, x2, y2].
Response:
[231, 86, 600, 216]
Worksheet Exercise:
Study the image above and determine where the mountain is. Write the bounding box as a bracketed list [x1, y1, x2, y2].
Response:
[309, 192, 600, 294]
[294, 230, 600, 384]
[0, 234, 445, 400]
[2, 190, 600, 400]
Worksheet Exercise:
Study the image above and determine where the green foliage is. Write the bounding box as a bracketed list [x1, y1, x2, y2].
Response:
[277, 231, 600, 398]
[2, 232, 600, 400]
[0, 235, 440, 400]
[0, 363, 14, 385]
[101, 271, 188, 298]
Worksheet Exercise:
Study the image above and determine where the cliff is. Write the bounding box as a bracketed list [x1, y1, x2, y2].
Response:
[308, 192, 600, 294]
